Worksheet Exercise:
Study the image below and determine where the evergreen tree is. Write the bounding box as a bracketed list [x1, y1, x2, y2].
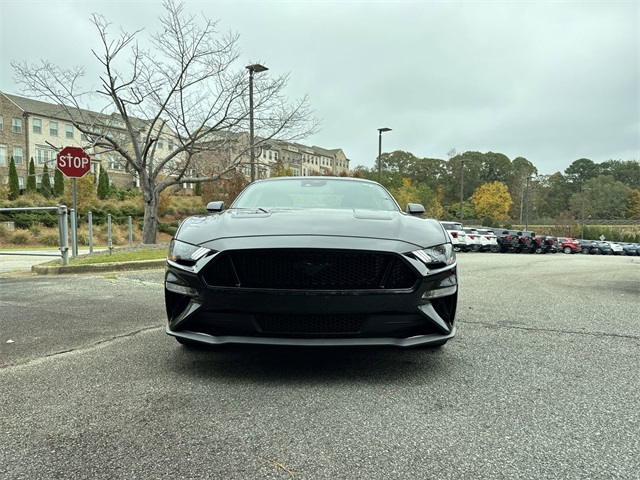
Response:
[54, 168, 64, 196]
[194, 182, 201, 196]
[27, 157, 37, 193]
[8, 157, 20, 200]
[41, 163, 52, 198]
[97, 165, 110, 199]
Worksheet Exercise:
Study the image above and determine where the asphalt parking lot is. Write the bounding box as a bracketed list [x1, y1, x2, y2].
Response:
[1, 253, 639, 479]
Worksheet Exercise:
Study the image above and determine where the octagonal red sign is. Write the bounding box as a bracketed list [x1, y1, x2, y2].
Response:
[56, 146, 91, 178]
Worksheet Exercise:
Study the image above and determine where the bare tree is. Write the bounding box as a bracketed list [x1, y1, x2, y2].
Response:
[12, 0, 319, 243]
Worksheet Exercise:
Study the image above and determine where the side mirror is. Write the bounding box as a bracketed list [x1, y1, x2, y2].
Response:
[206, 201, 225, 212]
[406, 203, 425, 215]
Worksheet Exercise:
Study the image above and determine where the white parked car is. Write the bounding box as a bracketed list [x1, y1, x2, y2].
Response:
[440, 221, 468, 251]
[608, 242, 624, 255]
[462, 227, 483, 252]
[475, 228, 499, 252]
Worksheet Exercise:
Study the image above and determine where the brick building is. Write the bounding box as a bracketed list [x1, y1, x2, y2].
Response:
[0, 92, 350, 194]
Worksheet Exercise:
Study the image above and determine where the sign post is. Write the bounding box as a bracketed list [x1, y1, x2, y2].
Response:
[56, 147, 91, 256]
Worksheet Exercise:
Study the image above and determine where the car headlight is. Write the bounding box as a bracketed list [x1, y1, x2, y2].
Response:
[412, 244, 455, 267]
[168, 239, 212, 266]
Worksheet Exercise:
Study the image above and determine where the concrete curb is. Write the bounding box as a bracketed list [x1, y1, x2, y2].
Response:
[31, 259, 166, 275]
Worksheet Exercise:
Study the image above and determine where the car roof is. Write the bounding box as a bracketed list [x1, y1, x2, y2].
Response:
[254, 176, 376, 185]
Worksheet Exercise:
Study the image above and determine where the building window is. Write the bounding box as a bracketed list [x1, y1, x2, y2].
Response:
[0, 115, 3, 131]
[13, 146, 23, 164]
[0, 145, 6, 166]
[36, 175, 42, 188]
[50, 121, 58, 136]
[108, 154, 124, 170]
[12, 117, 22, 133]
[66, 124, 74, 139]
[157, 137, 164, 149]
[168, 139, 174, 150]
[32, 118, 42, 134]
[81, 132, 88, 141]
[36, 144, 56, 165]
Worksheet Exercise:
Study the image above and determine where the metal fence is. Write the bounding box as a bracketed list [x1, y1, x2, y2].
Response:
[0, 205, 70, 266]
[1, 207, 137, 266]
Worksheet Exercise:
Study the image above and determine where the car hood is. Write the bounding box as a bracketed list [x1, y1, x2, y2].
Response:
[176, 208, 447, 251]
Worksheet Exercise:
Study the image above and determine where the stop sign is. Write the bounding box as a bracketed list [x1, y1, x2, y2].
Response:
[56, 146, 91, 178]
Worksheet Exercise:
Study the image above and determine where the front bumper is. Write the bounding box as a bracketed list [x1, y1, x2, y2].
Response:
[166, 324, 457, 347]
[164, 249, 458, 348]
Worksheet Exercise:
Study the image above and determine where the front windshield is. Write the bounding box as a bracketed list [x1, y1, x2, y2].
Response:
[232, 178, 400, 211]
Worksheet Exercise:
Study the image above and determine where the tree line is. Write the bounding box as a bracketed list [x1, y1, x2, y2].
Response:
[351, 152, 640, 224]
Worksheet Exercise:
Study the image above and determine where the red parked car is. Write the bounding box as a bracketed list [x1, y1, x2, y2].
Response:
[557, 237, 581, 254]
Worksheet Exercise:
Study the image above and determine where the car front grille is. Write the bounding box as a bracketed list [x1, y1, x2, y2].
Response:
[256, 314, 366, 335]
[201, 249, 417, 290]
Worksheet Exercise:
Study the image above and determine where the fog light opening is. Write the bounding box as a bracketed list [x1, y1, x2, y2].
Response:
[165, 282, 198, 297]
[422, 275, 457, 300]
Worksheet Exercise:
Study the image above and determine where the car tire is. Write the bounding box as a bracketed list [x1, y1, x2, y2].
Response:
[470, 245, 480, 252]
[581, 247, 590, 254]
[563, 246, 572, 254]
[621, 250, 627, 256]
[490, 245, 500, 253]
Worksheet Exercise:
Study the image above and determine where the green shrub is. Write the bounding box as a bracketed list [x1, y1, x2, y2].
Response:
[158, 221, 179, 236]
[29, 223, 43, 237]
[77, 232, 90, 246]
[481, 217, 497, 228]
[41, 233, 60, 246]
[0, 210, 57, 228]
[9, 232, 30, 245]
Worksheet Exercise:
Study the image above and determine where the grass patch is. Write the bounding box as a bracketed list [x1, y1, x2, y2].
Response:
[69, 248, 167, 265]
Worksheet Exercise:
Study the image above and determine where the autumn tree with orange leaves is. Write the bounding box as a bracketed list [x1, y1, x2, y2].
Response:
[470, 181, 512, 221]
[388, 178, 444, 218]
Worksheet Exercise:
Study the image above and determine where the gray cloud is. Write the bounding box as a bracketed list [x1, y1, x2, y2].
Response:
[1, 0, 637, 175]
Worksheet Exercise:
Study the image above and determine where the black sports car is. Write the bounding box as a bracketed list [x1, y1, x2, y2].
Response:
[165, 177, 458, 348]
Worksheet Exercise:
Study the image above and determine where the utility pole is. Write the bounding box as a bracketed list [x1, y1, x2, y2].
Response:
[246, 63, 268, 182]
[459, 158, 466, 224]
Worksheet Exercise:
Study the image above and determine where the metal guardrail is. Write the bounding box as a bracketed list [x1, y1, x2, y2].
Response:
[0, 205, 70, 266]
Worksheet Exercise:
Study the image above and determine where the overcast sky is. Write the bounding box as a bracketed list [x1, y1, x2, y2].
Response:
[1, 0, 638, 175]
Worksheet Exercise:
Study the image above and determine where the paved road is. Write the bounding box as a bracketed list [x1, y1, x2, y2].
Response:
[1, 254, 639, 479]
[0, 248, 106, 274]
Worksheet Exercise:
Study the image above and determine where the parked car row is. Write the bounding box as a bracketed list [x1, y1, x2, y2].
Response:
[439, 222, 639, 256]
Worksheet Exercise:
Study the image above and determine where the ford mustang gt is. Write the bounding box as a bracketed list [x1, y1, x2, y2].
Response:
[165, 177, 458, 348]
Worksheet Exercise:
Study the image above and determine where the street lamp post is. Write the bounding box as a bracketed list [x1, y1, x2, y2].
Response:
[377, 127, 392, 183]
[525, 175, 532, 231]
[246, 63, 268, 182]
[580, 187, 589, 239]
[459, 158, 466, 223]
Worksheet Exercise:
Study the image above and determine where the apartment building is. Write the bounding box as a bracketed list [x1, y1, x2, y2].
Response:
[203, 131, 350, 180]
[0, 92, 185, 192]
[0, 92, 350, 194]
